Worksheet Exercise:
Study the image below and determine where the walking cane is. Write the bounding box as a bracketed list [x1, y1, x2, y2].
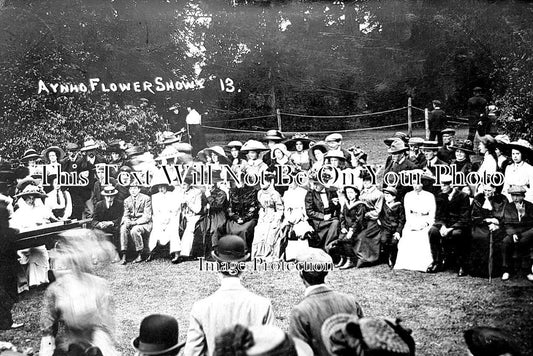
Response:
[488, 230, 493, 283]
[202, 206, 211, 259]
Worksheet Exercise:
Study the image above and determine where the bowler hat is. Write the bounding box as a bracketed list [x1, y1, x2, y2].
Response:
[388, 139, 409, 154]
[132, 314, 184, 355]
[212, 235, 249, 262]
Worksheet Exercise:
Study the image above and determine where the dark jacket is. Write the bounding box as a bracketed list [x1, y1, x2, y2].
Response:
[382, 157, 417, 200]
[502, 199, 533, 237]
[305, 189, 341, 222]
[437, 146, 454, 164]
[409, 151, 426, 169]
[288, 285, 363, 356]
[340, 201, 367, 234]
[471, 193, 508, 226]
[207, 186, 229, 214]
[451, 159, 473, 175]
[434, 190, 471, 228]
[92, 199, 124, 230]
[429, 108, 446, 131]
[379, 201, 406, 234]
[228, 186, 259, 223]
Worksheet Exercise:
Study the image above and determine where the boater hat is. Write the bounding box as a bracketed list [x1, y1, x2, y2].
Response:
[80, 138, 100, 152]
[212, 235, 249, 262]
[21, 149, 40, 162]
[132, 314, 184, 355]
[263, 129, 285, 141]
[227, 141, 243, 149]
[420, 141, 439, 150]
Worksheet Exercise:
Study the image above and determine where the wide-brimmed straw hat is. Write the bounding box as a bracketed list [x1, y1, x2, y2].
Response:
[508, 139, 533, 157]
[205, 146, 230, 164]
[240, 140, 269, 152]
[43, 146, 65, 162]
[14, 184, 47, 199]
[388, 139, 409, 154]
[212, 234, 249, 262]
[100, 185, 118, 196]
[132, 314, 184, 355]
[308, 141, 329, 161]
[80, 138, 100, 152]
[285, 134, 312, 151]
[21, 149, 40, 162]
[150, 170, 175, 194]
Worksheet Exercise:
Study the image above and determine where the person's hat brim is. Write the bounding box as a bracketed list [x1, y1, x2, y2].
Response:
[101, 189, 119, 196]
[80, 144, 100, 152]
[211, 250, 249, 263]
[43, 146, 65, 161]
[14, 190, 47, 199]
[150, 184, 175, 195]
[285, 138, 312, 151]
[131, 338, 185, 355]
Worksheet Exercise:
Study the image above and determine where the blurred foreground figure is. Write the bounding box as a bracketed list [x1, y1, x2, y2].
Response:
[39, 229, 118, 356]
[464, 327, 521, 356]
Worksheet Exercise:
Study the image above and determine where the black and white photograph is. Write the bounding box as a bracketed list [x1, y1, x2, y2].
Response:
[1, 0, 532, 355]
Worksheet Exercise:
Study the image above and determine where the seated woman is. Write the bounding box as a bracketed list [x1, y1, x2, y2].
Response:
[286, 134, 312, 171]
[39, 229, 118, 356]
[394, 179, 435, 272]
[11, 183, 58, 288]
[148, 170, 181, 263]
[328, 185, 367, 270]
[226, 140, 247, 177]
[308, 142, 328, 178]
[468, 184, 508, 277]
[180, 177, 206, 259]
[45, 175, 72, 221]
[252, 173, 284, 261]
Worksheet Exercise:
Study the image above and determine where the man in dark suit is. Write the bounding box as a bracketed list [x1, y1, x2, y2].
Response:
[437, 128, 456, 164]
[501, 185, 533, 281]
[305, 177, 341, 250]
[92, 185, 124, 251]
[467, 87, 488, 142]
[119, 180, 152, 264]
[420, 141, 448, 195]
[427, 175, 471, 276]
[77, 138, 106, 219]
[408, 137, 426, 169]
[429, 100, 446, 145]
[382, 139, 416, 201]
[289, 248, 363, 356]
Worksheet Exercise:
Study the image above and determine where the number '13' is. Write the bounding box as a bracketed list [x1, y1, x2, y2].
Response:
[219, 78, 235, 93]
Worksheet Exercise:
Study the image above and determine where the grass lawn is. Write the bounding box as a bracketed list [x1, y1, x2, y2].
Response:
[2, 260, 533, 356]
[2, 127, 533, 355]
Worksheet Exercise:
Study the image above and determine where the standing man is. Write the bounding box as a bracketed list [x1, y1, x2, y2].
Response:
[467, 87, 488, 142]
[382, 139, 416, 201]
[289, 248, 363, 356]
[184, 235, 275, 356]
[428, 100, 446, 145]
[119, 180, 152, 264]
[186, 107, 207, 155]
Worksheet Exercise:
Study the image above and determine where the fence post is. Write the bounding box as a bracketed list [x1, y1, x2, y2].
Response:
[276, 108, 282, 132]
[424, 108, 430, 140]
[407, 97, 412, 136]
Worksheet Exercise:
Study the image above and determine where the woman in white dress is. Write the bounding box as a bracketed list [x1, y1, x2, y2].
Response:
[148, 170, 181, 263]
[394, 182, 435, 272]
[501, 139, 533, 202]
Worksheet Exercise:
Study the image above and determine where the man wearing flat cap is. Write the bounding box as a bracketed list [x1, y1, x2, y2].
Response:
[289, 248, 363, 356]
[429, 100, 446, 145]
[184, 235, 275, 356]
[437, 128, 456, 164]
[501, 185, 533, 281]
[467, 87, 488, 142]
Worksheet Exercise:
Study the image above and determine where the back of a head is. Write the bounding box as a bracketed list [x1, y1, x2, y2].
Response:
[464, 327, 521, 356]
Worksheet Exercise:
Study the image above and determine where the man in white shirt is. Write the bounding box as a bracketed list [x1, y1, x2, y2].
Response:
[186, 107, 206, 155]
[183, 235, 275, 356]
